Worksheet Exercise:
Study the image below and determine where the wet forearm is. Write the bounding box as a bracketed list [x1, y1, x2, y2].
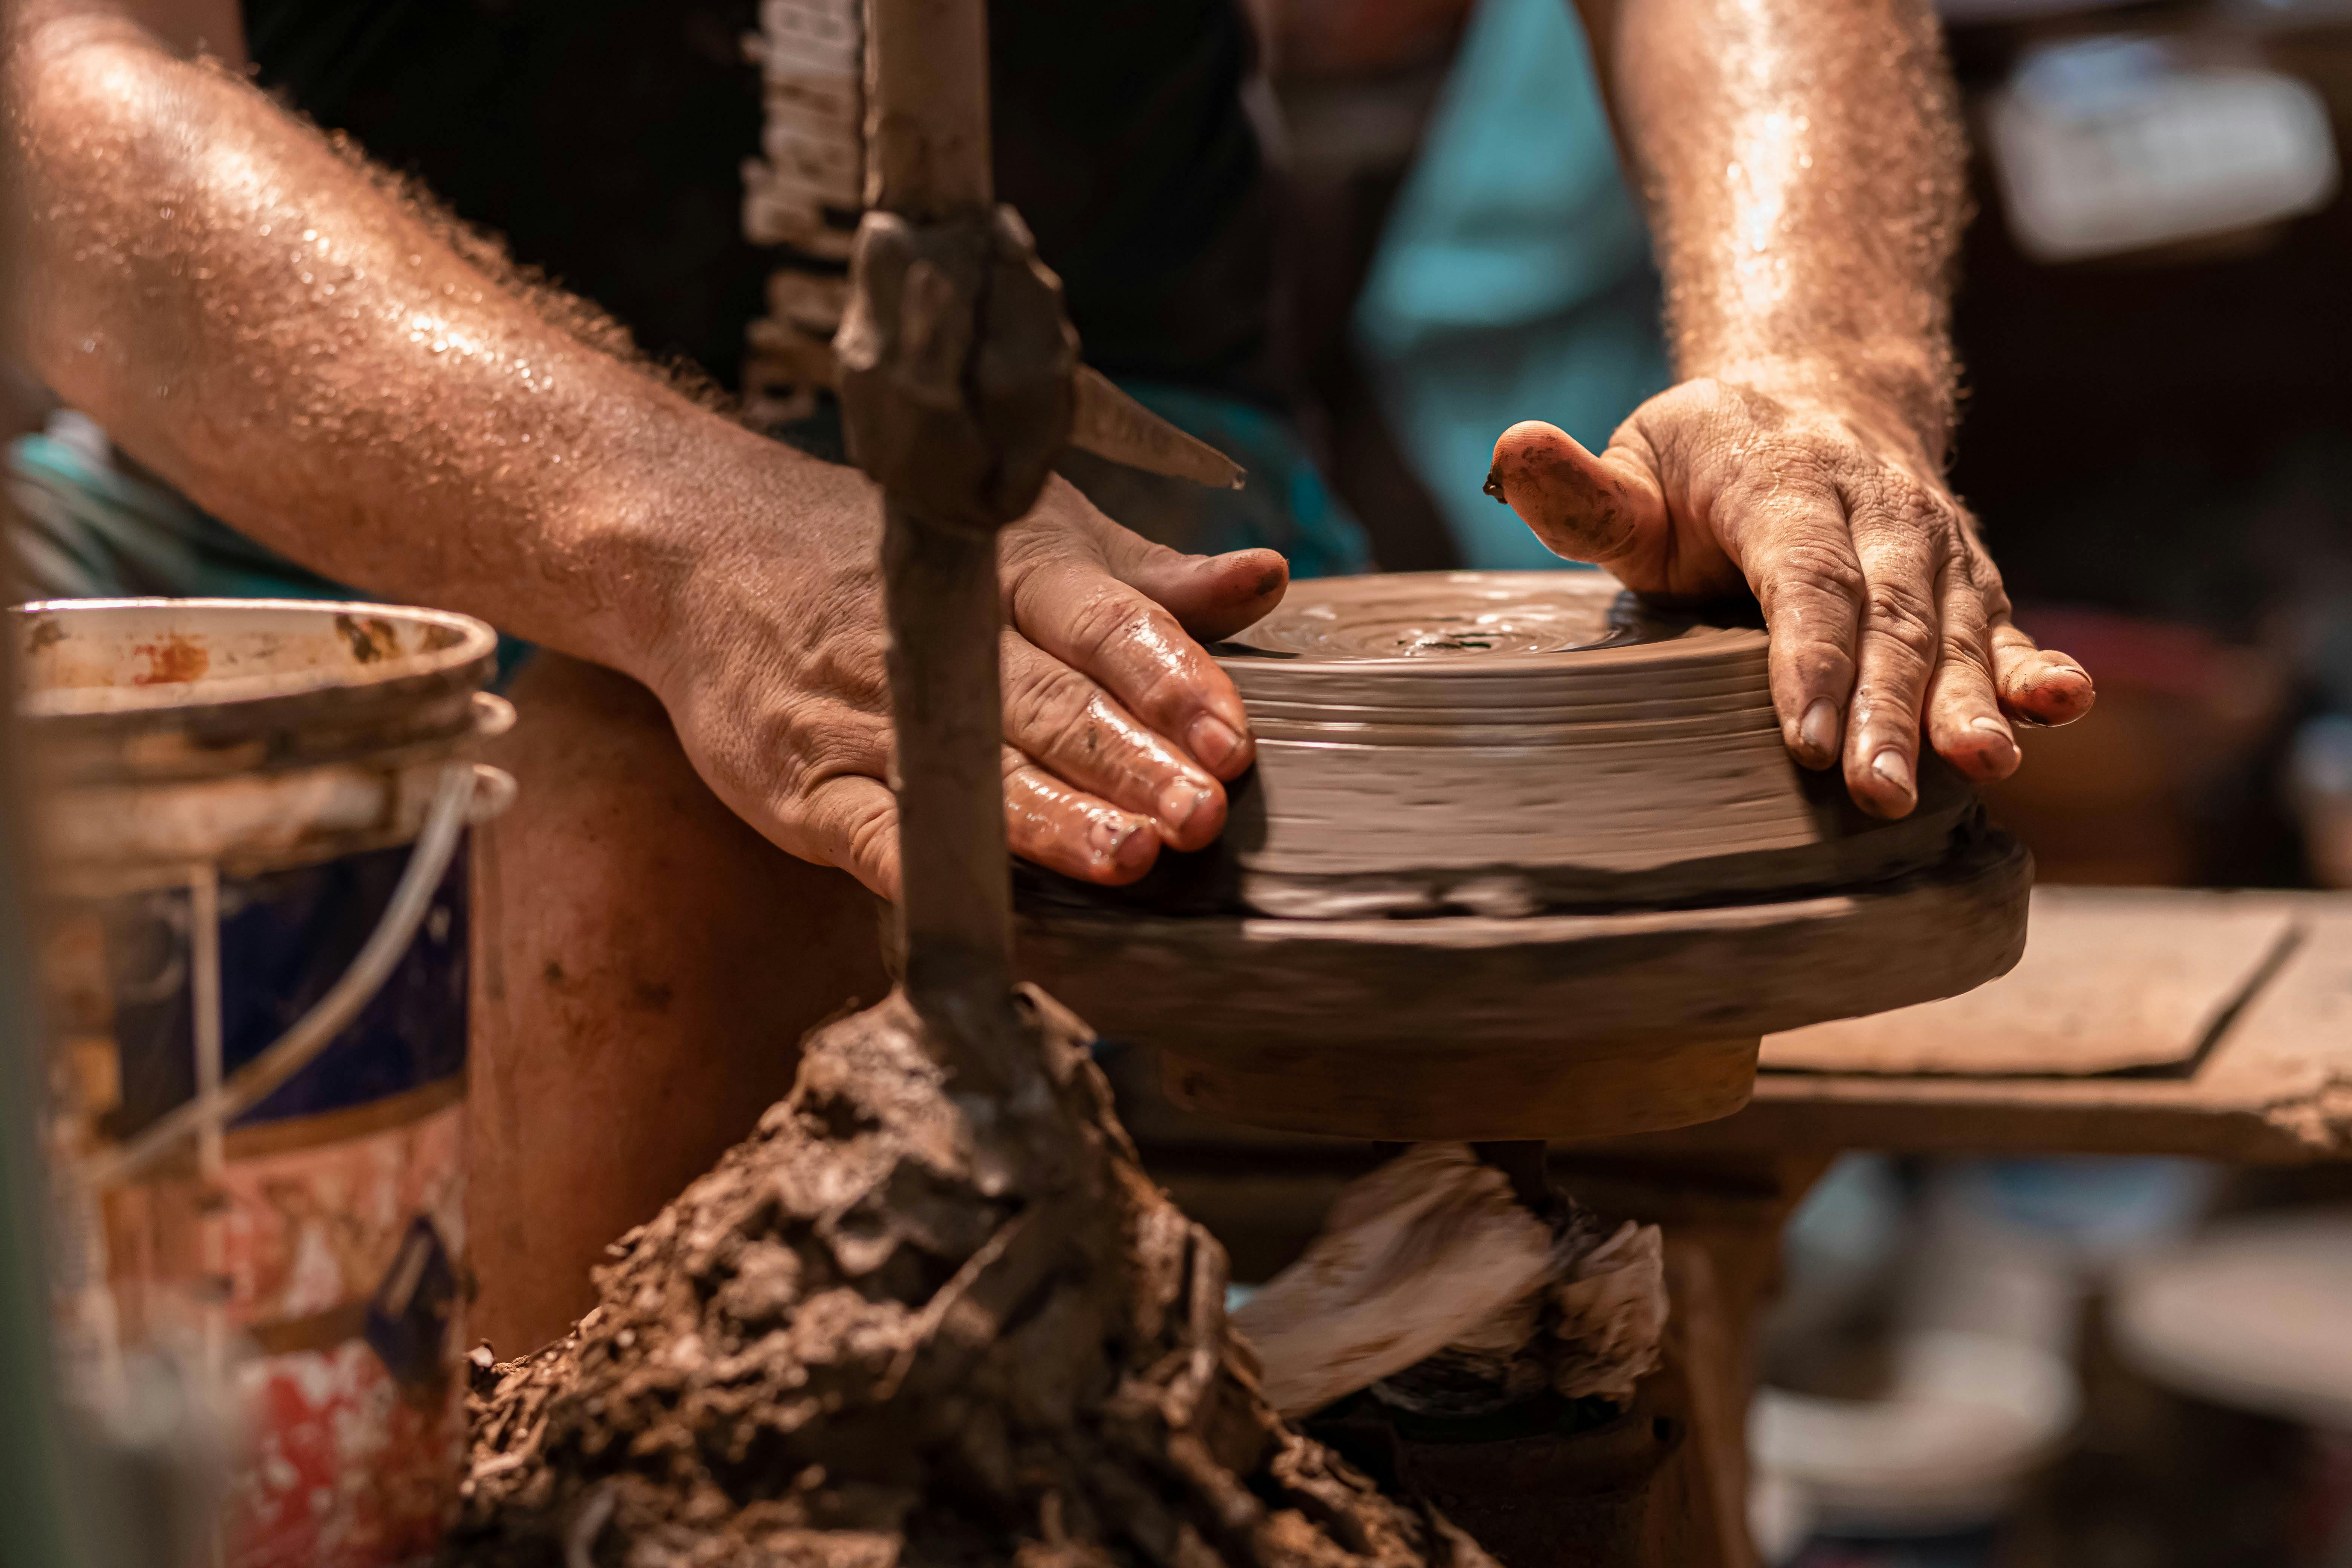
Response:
[1591, 0, 1966, 455]
[4, 12, 849, 674]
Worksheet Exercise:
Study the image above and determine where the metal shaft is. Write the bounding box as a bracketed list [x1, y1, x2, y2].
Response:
[864, 0, 992, 217]
[880, 498, 1016, 1043]
[850, 0, 1050, 1073]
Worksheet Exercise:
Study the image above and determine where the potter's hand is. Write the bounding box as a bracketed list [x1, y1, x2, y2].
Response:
[5, 7, 1280, 888]
[1485, 372, 2094, 818]
[648, 469, 1283, 899]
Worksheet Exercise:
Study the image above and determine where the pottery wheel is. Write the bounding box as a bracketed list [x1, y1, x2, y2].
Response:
[1014, 570, 2031, 1141]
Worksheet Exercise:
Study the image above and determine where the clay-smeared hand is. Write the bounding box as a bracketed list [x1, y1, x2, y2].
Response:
[1485, 373, 2094, 817]
[650, 469, 1284, 899]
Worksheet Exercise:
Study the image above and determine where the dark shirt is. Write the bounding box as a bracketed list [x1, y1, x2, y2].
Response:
[240, 0, 1280, 401]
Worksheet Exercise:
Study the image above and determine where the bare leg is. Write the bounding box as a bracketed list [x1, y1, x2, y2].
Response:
[467, 654, 890, 1354]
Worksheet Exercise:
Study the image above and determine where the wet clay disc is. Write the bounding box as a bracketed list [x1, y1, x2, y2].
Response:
[1200, 569, 1972, 918]
[1011, 570, 2032, 1141]
[1010, 570, 1953, 924]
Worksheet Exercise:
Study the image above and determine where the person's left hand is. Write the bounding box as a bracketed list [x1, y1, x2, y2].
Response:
[1484, 363, 2095, 817]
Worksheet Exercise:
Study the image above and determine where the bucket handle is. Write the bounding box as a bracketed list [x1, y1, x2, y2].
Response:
[80, 762, 494, 1191]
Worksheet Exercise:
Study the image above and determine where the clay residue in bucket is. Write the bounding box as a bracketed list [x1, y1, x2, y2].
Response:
[334, 613, 401, 665]
[130, 633, 210, 686]
[14, 599, 496, 723]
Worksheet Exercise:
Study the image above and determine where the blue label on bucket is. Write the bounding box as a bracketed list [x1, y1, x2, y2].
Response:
[98, 839, 469, 1138]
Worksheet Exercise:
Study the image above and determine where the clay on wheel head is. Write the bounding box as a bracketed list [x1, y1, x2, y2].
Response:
[1027, 570, 1977, 920]
[1011, 571, 2033, 1142]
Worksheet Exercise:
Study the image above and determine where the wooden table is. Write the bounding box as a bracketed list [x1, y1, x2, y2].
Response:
[1110, 887, 2352, 1568]
[1629, 886, 2352, 1165]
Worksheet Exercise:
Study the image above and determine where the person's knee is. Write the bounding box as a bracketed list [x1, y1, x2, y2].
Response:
[475, 650, 888, 1026]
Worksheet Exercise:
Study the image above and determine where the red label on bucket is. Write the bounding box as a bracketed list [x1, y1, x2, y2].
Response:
[52, 842, 473, 1568]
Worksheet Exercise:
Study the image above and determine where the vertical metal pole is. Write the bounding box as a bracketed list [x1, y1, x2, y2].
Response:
[859, 0, 1022, 1051]
[863, 0, 993, 218]
[879, 507, 1016, 1047]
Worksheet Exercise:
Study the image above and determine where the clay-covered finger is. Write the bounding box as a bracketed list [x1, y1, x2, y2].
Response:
[1485, 421, 1671, 574]
[1002, 756, 1160, 885]
[1001, 634, 1228, 851]
[1919, 551, 2018, 783]
[1991, 625, 2096, 726]
[1839, 500, 1944, 818]
[1097, 533, 1291, 644]
[1729, 484, 1863, 771]
[1003, 555, 1257, 782]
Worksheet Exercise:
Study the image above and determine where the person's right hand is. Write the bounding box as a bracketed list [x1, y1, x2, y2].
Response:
[1486, 372, 2096, 818]
[640, 463, 1286, 900]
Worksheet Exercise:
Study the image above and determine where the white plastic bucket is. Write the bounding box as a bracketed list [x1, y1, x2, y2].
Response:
[15, 598, 513, 1568]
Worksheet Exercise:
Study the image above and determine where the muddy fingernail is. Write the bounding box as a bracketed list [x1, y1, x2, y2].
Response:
[1155, 779, 1213, 839]
[1089, 814, 1154, 871]
[1872, 747, 1909, 799]
[1870, 748, 1914, 798]
[1799, 699, 1840, 764]
[1187, 714, 1245, 772]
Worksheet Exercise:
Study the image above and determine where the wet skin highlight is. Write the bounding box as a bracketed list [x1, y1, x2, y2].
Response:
[5, 0, 1286, 896]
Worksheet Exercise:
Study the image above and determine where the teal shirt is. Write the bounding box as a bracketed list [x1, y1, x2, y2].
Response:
[1354, 0, 1671, 568]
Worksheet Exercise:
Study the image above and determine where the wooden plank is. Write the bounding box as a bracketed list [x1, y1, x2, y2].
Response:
[1628, 896, 2352, 1164]
[1761, 887, 2299, 1076]
[1629, 1074, 2314, 1162]
[2194, 905, 2352, 1156]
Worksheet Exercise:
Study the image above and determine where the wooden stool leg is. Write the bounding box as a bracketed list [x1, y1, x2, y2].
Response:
[1549, 1152, 1831, 1568]
[1660, 1240, 1757, 1568]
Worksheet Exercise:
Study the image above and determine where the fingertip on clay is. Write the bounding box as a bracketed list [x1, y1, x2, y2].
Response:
[1152, 776, 1228, 853]
[1851, 790, 1919, 822]
[1179, 550, 1290, 642]
[1788, 698, 1842, 770]
[1087, 814, 1162, 884]
[1846, 749, 1920, 821]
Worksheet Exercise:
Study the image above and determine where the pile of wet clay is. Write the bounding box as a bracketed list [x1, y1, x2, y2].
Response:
[450, 986, 1494, 1568]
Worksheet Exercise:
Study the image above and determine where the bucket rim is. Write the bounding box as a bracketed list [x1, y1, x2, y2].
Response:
[12, 596, 499, 722]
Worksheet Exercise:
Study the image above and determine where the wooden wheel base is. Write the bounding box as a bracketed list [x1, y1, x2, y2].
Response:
[1162, 1031, 1761, 1142]
[1015, 830, 2031, 1142]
